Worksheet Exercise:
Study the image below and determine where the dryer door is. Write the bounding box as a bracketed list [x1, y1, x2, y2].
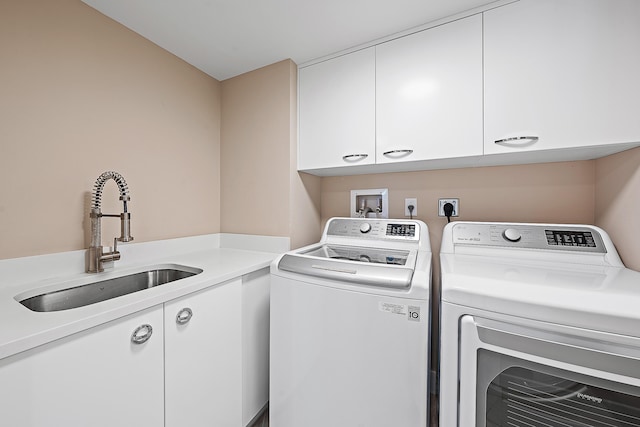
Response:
[459, 315, 640, 427]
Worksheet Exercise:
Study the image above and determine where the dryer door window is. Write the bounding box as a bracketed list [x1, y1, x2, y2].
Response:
[480, 352, 640, 426]
[458, 315, 640, 427]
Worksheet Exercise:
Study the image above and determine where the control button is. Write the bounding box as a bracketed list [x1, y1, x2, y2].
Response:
[360, 223, 372, 233]
[503, 228, 522, 242]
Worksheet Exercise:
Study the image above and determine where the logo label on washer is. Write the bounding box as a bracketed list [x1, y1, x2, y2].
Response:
[408, 306, 420, 322]
[378, 302, 420, 321]
[379, 302, 407, 316]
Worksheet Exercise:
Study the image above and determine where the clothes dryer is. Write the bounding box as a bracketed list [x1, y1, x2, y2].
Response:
[439, 222, 640, 426]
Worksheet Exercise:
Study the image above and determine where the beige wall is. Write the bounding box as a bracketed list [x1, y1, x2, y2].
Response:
[595, 146, 640, 270]
[0, 0, 323, 261]
[220, 60, 293, 238]
[322, 161, 596, 225]
[220, 60, 321, 249]
[0, 0, 221, 260]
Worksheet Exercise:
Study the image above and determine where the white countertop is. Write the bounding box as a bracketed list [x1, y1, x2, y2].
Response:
[0, 234, 288, 360]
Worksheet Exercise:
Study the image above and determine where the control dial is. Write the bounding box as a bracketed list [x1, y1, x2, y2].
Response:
[359, 223, 372, 233]
[502, 228, 522, 242]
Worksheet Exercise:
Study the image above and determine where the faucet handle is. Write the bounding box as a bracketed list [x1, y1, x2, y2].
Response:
[97, 239, 121, 264]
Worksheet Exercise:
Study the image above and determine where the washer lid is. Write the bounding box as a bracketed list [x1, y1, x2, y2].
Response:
[302, 244, 409, 265]
[278, 244, 416, 289]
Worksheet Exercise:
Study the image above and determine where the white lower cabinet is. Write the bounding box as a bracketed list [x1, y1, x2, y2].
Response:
[165, 278, 242, 427]
[241, 268, 270, 425]
[0, 306, 165, 426]
[0, 274, 265, 427]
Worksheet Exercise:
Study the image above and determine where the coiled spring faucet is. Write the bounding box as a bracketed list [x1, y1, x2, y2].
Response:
[87, 171, 133, 273]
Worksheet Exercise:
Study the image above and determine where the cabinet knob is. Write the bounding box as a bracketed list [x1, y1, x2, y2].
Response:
[494, 136, 539, 146]
[176, 307, 193, 325]
[342, 153, 369, 162]
[131, 324, 153, 344]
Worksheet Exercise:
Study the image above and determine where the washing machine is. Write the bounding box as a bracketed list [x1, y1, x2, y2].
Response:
[439, 221, 640, 426]
[270, 217, 432, 427]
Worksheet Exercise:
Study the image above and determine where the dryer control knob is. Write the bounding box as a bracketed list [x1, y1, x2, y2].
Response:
[503, 228, 522, 242]
[360, 223, 372, 233]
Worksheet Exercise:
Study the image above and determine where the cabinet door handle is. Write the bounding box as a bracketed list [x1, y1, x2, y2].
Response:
[131, 324, 153, 344]
[342, 153, 369, 162]
[176, 307, 193, 325]
[494, 136, 539, 146]
[382, 149, 414, 157]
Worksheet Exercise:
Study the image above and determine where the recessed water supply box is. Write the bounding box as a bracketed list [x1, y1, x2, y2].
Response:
[350, 188, 389, 218]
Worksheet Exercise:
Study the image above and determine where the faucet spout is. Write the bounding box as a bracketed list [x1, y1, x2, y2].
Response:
[87, 171, 133, 273]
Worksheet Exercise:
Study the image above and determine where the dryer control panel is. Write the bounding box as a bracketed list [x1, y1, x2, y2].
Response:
[451, 223, 607, 253]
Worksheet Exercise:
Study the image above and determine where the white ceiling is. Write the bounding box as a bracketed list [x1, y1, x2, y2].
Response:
[82, 0, 497, 81]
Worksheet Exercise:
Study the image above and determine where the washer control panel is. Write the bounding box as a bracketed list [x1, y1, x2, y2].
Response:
[452, 223, 606, 253]
[327, 218, 419, 241]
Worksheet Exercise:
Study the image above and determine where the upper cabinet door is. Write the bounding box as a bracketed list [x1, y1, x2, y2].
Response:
[298, 47, 376, 171]
[376, 15, 483, 164]
[484, 0, 640, 155]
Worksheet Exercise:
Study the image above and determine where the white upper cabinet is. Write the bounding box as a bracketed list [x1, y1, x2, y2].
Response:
[376, 14, 483, 163]
[484, 0, 640, 155]
[298, 47, 376, 170]
[298, 0, 640, 176]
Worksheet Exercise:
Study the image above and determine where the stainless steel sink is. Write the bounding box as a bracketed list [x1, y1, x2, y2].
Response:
[19, 267, 202, 312]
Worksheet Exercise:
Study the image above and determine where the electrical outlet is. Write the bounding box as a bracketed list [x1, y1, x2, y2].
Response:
[438, 198, 459, 217]
[405, 198, 417, 216]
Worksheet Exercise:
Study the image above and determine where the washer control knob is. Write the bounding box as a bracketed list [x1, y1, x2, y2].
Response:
[503, 228, 522, 242]
[360, 223, 372, 233]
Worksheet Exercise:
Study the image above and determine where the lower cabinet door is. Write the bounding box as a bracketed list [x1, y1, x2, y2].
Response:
[165, 279, 242, 427]
[0, 306, 164, 427]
